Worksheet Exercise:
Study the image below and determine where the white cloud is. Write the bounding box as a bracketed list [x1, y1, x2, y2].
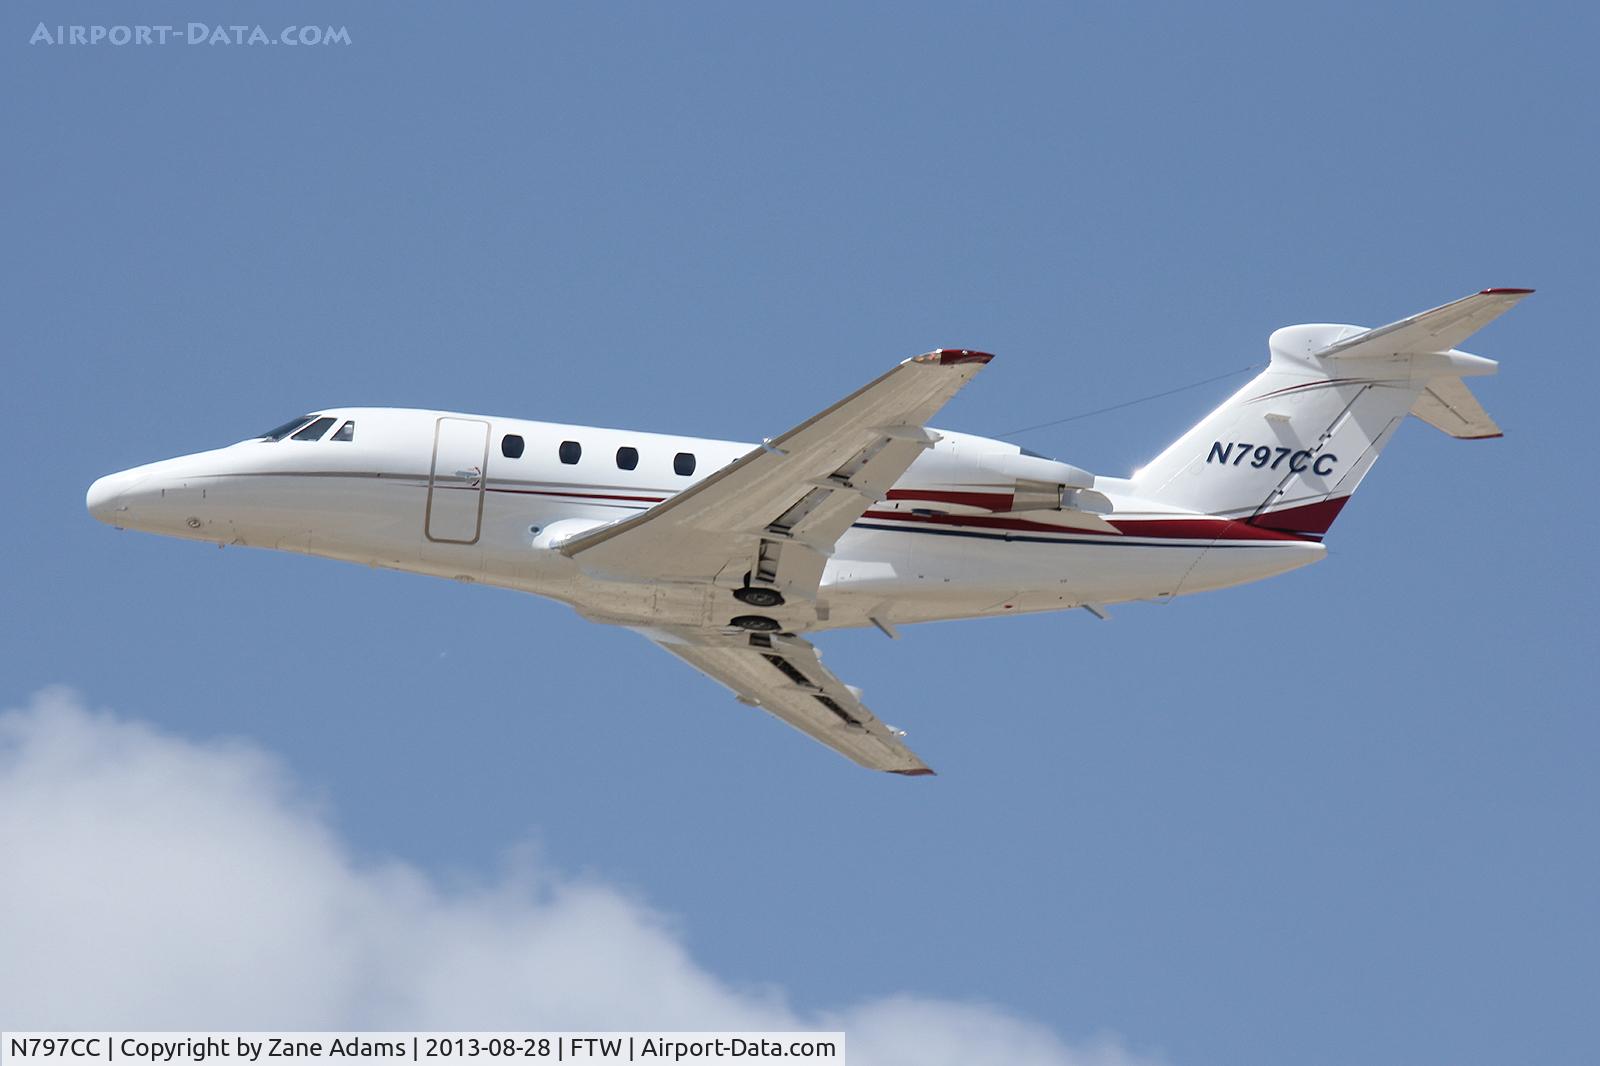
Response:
[0, 688, 1158, 1066]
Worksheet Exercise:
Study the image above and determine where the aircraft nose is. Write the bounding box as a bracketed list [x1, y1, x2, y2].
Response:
[86, 469, 142, 524]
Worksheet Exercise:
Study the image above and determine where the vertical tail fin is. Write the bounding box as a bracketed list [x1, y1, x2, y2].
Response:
[1128, 289, 1529, 538]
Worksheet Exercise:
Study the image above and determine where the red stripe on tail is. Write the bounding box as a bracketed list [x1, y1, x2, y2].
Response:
[1249, 497, 1349, 536]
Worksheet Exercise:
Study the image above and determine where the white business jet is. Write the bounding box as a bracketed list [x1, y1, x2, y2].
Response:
[88, 289, 1529, 774]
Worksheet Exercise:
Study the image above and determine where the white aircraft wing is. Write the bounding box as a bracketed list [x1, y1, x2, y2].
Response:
[1317, 287, 1534, 359]
[559, 349, 993, 602]
[645, 627, 934, 775]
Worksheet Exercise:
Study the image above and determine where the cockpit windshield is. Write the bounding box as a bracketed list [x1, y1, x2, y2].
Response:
[255, 416, 314, 441]
[290, 416, 338, 441]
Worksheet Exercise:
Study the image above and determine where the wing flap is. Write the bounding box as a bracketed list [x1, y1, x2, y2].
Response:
[648, 630, 932, 774]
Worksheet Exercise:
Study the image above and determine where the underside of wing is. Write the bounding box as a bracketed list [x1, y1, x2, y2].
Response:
[560, 349, 993, 605]
[646, 628, 933, 775]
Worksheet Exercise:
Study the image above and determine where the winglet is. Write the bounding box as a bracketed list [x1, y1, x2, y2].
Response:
[1480, 287, 1534, 295]
[889, 767, 938, 777]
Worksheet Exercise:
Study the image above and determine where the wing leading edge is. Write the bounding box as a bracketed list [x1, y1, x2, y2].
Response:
[560, 349, 994, 604]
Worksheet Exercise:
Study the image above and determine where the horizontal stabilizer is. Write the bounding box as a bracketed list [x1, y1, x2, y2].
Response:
[1318, 288, 1533, 361]
[1129, 288, 1527, 531]
[1410, 377, 1502, 439]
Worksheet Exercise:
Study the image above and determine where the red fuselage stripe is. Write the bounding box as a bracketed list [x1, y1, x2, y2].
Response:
[486, 484, 1335, 542]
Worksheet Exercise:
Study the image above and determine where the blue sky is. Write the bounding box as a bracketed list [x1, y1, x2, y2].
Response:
[3, 4, 1596, 1064]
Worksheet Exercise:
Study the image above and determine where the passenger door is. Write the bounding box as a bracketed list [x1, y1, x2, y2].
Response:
[425, 417, 490, 544]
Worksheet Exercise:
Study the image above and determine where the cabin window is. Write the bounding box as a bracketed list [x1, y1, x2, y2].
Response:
[616, 446, 639, 471]
[256, 416, 312, 441]
[674, 452, 696, 476]
[331, 421, 355, 442]
[290, 416, 337, 441]
[502, 434, 525, 459]
[559, 440, 582, 465]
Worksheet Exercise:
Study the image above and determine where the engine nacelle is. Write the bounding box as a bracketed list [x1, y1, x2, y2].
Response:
[970, 448, 1104, 514]
[976, 450, 1095, 491]
[1011, 479, 1113, 516]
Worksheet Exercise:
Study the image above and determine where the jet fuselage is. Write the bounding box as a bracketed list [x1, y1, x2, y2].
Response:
[87, 407, 1322, 633]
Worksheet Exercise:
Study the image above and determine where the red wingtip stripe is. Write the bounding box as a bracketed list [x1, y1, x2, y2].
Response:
[934, 348, 995, 365]
[890, 767, 938, 776]
[1480, 287, 1535, 295]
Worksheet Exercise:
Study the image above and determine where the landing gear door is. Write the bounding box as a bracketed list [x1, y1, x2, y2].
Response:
[426, 417, 490, 544]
